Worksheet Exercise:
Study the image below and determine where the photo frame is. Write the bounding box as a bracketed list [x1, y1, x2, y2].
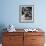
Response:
[19, 5, 34, 23]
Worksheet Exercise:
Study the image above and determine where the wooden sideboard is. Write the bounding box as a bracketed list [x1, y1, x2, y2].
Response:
[2, 32, 45, 46]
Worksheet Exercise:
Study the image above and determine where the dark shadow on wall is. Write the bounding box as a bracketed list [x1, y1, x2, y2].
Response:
[0, 24, 7, 43]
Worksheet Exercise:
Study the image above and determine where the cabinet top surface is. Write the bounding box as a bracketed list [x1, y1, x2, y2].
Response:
[4, 29, 45, 33]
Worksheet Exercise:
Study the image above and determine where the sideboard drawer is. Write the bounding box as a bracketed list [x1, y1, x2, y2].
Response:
[3, 32, 23, 36]
[24, 32, 44, 36]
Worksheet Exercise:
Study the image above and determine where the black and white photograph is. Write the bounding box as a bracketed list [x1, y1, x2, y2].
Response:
[19, 5, 34, 23]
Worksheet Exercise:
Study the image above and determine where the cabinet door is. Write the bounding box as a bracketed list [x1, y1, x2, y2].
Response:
[24, 33, 32, 46]
[3, 36, 9, 46]
[32, 36, 45, 46]
[14, 36, 23, 46]
[3, 33, 23, 46]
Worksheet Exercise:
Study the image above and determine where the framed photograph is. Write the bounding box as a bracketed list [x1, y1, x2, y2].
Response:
[19, 5, 34, 23]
